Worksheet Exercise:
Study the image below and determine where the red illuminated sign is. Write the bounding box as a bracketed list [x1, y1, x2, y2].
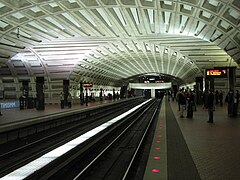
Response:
[205, 68, 227, 78]
[83, 83, 93, 87]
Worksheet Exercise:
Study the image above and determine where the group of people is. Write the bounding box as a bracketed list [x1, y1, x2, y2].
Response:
[176, 88, 239, 123]
[177, 88, 196, 119]
[60, 92, 72, 109]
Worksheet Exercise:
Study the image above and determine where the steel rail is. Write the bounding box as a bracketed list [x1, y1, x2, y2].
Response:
[73, 99, 157, 180]
[122, 103, 159, 179]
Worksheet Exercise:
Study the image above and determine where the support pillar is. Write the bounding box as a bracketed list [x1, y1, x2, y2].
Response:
[204, 77, 214, 107]
[205, 77, 214, 92]
[36, 77, 44, 110]
[196, 77, 203, 105]
[63, 80, 69, 106]
[229, 67, 236, 91]
[80, 82, 84, 104]
[151, 89, 155, 98]
[22, 80, 29, 98]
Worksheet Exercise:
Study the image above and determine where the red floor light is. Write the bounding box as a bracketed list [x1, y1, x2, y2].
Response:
[153, 156, 161, 160]
[156, 140, 161, 143]
[152, 169, 160, 173]
[155, 147, 161, 150]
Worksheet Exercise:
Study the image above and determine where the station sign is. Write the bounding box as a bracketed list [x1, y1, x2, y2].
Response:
[205, 68, 228, 78]
[0, 101, 19, 109]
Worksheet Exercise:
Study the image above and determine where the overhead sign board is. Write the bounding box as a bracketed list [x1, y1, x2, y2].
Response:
[205, 68, 227, 78]
[83, 83, 93, 87]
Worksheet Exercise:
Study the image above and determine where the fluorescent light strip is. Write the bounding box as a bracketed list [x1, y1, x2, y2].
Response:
[45, 17, 65, 30]
[62, 13, 81, 28]
[130, 8, 140, 25]
[79, 10, 97, 27]
[147, 9, 154, 24]
[113, 8, 126, 26]
[1, 99, 152, 180]
[28, 22, 48, 33]
[96, 8, 112, 27]
[164, 12, 171, 25]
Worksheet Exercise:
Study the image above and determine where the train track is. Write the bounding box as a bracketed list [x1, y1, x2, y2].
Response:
[0, 99, 145, 178]
[24, 99, 161, 180]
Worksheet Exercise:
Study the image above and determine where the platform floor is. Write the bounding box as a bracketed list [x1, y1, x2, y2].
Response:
[0, 98, 240, 179]
[0, 100, 112, 125]
[169, 99, 240, 180]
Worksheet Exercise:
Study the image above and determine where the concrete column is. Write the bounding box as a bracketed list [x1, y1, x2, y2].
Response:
[229, 67, 236, 91]
[63, 80, 69, 106]
[151, 89, 155, 98]
[196, 77, 203, 105]
[36, 77, 44, 110]
[205, 77, 214, 92]
[80, 82, 84, 104]
[22, 80, 29, 98]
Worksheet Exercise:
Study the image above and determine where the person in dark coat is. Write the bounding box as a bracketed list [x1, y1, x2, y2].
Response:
[178, 88, 186, 118]
[206, 89, 214, 123]
[219, 90, 223, 107]
[233, 90, 239, 116]
[226, 89, 234, 117]
[60, 92, 64, 109]
[187, 90, 195, 118]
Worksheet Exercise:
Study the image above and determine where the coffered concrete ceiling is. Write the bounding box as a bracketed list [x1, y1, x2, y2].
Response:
[0, 0, 239, 86]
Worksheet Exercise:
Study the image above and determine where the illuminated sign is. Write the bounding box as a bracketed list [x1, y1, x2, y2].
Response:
[0, 101, 19, 109]
[155, 80, 165, 83]
[83, 83, 93, 87]
[205, 68, 227, 78]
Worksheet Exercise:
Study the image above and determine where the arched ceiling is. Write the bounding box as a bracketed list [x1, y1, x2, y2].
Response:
[0, 0, 239, 86]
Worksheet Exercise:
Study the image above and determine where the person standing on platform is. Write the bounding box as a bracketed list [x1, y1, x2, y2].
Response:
[60, 92, 64, 109]
[215, 90, 219, 105]
[226, 89, 234, 117]
[85, 89, 88, 106]
[178, 88, 186, 118]
[187, 90, 195, 118]
[206, 89, 214, 123]
[233, 90, 239, 117]
[219, 90, 223, 107]
[67, 93, 72, 108]
[0, 104, 2, 116]
[176, 89, 181, 111]
[85, 94, 88, 106]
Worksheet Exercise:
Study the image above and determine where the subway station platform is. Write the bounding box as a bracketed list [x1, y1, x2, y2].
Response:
[0, 97, 240, 179]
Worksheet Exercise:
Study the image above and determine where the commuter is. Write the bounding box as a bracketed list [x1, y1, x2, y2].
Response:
[233, 90, 239, 117]
[219, 90, 223, 107]
[215, 90, 219, 105]
[116, 92, 119, 100]
[67, 93, 72, 108]
[176, 89, 181, 111]
[226, 89, 234, 117]
[178, 88, 186, 118]
[113, 89, 116, 101]
[206, 89, 214, 123]
[168, 90, 171, 101]
[100, 91, 103, 101]
[201, 91, 206, 108]
[60, 92, 64, 109]
[187, 90, 195, 118]
[0, 104, 2, 116]
[184, 88, 190, 110]
[86, 94, 88, 106]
